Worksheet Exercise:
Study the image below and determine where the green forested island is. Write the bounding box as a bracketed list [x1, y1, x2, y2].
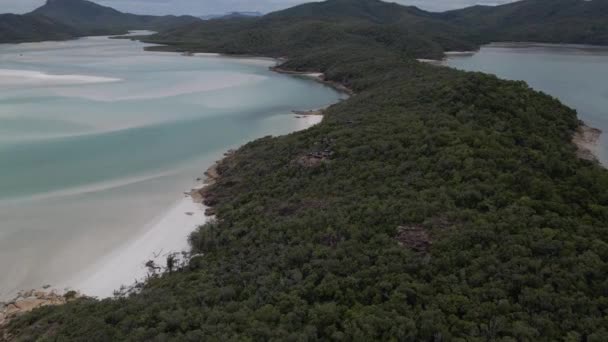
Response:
[3, 0, 608, 340]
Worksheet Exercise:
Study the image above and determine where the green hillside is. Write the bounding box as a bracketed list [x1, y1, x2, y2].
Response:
[147, 0, 475, 60]
[442, 0, 608, 45]
[0, 14, 79, 43]
[5, 0, 608, 341]
[148, 0, 608, 61]
[31, 0, 201, 35]
[0, 0, 201, 44]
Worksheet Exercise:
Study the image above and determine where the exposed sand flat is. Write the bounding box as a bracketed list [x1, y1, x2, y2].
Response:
[0, 69, 121, 86]
[52, 71, 267, 102]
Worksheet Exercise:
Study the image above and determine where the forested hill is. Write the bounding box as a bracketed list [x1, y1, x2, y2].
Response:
[148, 0, 475, 60]
[149, 0, 608, 59]
[0, 0, 201, 44]
[30, 0, 201, 35]
[441, 0, 608, 45]
[0, 14, 79, 43]
[6, 0, 608, 341]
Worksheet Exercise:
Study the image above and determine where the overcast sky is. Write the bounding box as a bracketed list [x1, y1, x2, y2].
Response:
[4, 0, 516, 16]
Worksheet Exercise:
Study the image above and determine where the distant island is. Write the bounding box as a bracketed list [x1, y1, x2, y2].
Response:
[199, 12, 263, 21]
[3, 0, 608, 340]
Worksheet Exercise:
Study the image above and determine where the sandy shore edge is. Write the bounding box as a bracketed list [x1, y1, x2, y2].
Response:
[270, 67, 355, 96]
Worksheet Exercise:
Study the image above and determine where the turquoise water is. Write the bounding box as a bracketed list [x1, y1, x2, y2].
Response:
[445, 43, 608, 164]
[0, 35, 344, 299]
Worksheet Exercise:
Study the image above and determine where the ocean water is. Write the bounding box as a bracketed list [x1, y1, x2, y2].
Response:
[0, 34, 345, 299]
[445, 43, 608, 164]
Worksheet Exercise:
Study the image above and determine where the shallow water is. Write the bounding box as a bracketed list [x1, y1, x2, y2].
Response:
[0, 34, 345, 299]
[445, 43, 608, 164]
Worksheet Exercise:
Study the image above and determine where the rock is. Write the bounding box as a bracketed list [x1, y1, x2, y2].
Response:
[5, 304, 20, 316]
[0, 289, 81, 330]
[295, 153, 330, 168]
[395, 225, 432, 252]
[34, 290, 47, 298]
[14, 298, 47, 312]
[185, 212, 194, 216]
[573, 123, 603, 163]
[189, 189, 203, 204]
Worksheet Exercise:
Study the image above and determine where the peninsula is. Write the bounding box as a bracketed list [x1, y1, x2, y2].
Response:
[3, 0, 608, 340]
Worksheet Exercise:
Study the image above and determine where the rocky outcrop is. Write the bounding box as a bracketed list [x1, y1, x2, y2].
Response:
[0, 289, 81, 331]
[395, 225, 431, 252]
[188, 149, 238, 217]
[573, 122, 602, 163]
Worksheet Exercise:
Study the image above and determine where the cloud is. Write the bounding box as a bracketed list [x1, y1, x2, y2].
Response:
[3, 0, 518, 15]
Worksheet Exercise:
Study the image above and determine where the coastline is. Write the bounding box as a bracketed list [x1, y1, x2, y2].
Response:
[63, 115, 325, 300]
[270, 67, 355, 96]
[485, 41, 608, 51]
[437, 46, 605, 166]
[0, 115, 325, 330]
[0, 42, 333, 330]
[416, 50, 478, 65]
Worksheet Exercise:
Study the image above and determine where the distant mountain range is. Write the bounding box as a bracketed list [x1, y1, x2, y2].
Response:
[0, 0, 201, 43]
[149, 0, 608, 59]
[0, 13, 79, 43]
[1, 0, 607, 48]
[200, 12, 263, 21]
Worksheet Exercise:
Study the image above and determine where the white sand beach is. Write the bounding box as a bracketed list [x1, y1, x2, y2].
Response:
[64, 186, 208, 298]
[61, 114, 324, 299]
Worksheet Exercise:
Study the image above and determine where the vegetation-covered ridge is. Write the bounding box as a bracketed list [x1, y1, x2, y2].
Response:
[0, 0, 200, 44]
[146, 0, 608, 60]
[5, 0, 608, 340]
[0, 14, 80, 44]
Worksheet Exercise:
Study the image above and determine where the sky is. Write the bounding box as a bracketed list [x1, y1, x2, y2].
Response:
[4, 0, 517, 16]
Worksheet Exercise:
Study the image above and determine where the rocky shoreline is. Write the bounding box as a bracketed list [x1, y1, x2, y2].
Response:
[189, 149, 238, 218]
[0, 289, 82, 336]
[270, 67, 355, 96]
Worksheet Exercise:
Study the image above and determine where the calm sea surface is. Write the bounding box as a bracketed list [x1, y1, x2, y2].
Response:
[445, 43, 608, 165]
[0, 34, 344, 299]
